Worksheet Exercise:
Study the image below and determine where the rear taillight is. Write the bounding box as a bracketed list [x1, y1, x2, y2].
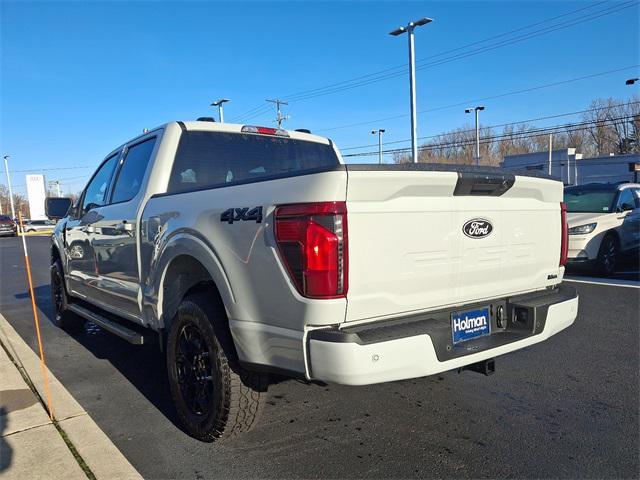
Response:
[560, 202, 568, 266]
[275, 202, 348, 299]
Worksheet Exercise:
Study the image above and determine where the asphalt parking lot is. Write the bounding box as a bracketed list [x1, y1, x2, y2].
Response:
[1, 235, 638, 479]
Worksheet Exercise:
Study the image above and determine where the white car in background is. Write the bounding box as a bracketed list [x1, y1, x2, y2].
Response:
[564, 182, 640, 275]
[23, 219, 56, 233]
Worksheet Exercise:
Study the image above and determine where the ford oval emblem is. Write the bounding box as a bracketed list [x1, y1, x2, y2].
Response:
[462, 219, 493, 239]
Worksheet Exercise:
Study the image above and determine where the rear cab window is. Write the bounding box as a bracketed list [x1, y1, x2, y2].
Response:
[167, 131, 340, 194]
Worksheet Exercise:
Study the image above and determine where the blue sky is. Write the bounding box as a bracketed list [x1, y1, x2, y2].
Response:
[1, 0, 639, 196]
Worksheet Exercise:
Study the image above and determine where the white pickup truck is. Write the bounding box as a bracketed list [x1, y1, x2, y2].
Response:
[46, 120, 578, 441]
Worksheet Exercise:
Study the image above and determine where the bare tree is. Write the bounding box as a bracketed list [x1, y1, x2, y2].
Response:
[392, 96, 639, 165]
[0, 185, 30, 219]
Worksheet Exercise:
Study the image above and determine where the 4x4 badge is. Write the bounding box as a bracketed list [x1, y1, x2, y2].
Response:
[220, 206, 263, 224]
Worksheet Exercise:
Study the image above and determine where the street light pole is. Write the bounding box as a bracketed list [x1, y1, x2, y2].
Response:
[3, 155, 16, 220]
[465, 106, 485, 166]
[371, 129, 386, 164]
[548, 133, 553, 176]
[211, 99, 230, 123]
[390, 17, 433, 164]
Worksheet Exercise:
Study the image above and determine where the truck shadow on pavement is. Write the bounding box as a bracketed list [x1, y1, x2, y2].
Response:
[0, 407, 12, 472]
[18, 285, 187, 434]
[20, 284, 296, 437]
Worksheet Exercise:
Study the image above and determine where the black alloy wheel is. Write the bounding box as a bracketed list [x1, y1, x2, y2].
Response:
[175, 323, 215, 418]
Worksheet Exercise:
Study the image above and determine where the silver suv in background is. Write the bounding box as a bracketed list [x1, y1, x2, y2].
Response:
[23, 219, 56, 233]
[565, 182, 640, 274]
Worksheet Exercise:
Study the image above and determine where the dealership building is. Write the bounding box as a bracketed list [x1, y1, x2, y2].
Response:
[501, 149, 640, 185]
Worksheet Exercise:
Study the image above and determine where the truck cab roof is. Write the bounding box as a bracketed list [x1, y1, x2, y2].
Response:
[175, 120, 331, 145]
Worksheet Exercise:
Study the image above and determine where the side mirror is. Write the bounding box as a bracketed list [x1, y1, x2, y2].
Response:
[621, 203, 635, 212]
[45, 197, 73, 220]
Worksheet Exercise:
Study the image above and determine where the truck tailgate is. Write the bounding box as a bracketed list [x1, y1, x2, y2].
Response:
[345, 165, 564, 322]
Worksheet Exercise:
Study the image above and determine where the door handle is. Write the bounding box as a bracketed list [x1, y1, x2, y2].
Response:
[116, 221, 135, 232]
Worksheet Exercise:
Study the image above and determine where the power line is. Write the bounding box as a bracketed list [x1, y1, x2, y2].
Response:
[287, 1, 637, 103]
[10, 174, 91, 190]
[317, 65, 640, 133]
[233, 0, 636, 120]
[279, 1, 612, 103]
[343, 115, 636, 158]
[10, 165, 95, 173]
[341, 100, 640, 151]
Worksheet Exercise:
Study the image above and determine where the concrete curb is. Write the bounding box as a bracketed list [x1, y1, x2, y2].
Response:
[0, 313, 143, 480]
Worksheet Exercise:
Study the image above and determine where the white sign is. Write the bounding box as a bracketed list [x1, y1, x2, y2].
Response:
[26, 174, 47, 220]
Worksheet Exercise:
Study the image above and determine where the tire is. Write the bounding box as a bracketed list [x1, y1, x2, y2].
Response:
[50, 259, 85, 330]
[166, 292, 267, 442]
[596, 234, 619, 276]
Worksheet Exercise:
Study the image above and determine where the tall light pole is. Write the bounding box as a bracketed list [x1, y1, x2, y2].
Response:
[548, 133, 553, 176]
[465, 106, 485, 166]
[371, 129, 386, 164]
[211, 99, 230, 123]
[390, 17, 433, 164]
[3, 155, 16, 220]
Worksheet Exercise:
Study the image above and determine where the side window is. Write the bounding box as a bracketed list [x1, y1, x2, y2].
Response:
[81, 154, 119, 214]
[616, 189, 635, 211]
[110, 138, 156, 204]
[632, 188, 640, 208]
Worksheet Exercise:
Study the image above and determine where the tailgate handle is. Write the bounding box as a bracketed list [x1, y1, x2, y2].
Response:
[453, 172, 515, 197]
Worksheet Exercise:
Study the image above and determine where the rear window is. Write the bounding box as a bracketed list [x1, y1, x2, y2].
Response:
[168, 131, 339, 194]
[564, 188, 617, 213]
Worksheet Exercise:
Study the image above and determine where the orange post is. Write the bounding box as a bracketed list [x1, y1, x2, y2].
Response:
[18, 212, 55, 420]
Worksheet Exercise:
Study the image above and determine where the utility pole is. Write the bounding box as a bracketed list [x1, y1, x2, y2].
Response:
[371, 129, 386, 164]
[465, 106, 485, 166]
[3, 155, 16, 220]
[266, 99, 289, 128]
[548, 133, 553, 176]
[390, 17, 433, 164]
[211, 99, 230, 123]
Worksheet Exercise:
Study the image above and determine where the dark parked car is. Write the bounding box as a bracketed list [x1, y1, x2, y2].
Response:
[0, 215, 17, 237]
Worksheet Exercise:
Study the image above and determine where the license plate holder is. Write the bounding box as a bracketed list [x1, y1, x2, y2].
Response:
[451, 306, 491, 344]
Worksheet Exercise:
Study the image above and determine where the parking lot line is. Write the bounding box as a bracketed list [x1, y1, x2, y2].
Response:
[564, 276, 640, 288]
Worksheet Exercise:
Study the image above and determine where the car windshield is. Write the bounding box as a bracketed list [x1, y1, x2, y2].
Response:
[564, 188, 616, 213]
[0, 215, 12, 222]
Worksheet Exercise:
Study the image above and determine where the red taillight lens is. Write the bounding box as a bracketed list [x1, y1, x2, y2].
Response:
[560, 202, 568, 266]
[275, 202, 348, 299]
[241, 125, 289, 137]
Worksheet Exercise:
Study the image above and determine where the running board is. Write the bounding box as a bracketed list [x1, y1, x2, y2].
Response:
[68, 304, 145, 345]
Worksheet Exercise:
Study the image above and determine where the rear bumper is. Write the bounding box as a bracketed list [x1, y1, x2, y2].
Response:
[306, 285, 578, 385]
